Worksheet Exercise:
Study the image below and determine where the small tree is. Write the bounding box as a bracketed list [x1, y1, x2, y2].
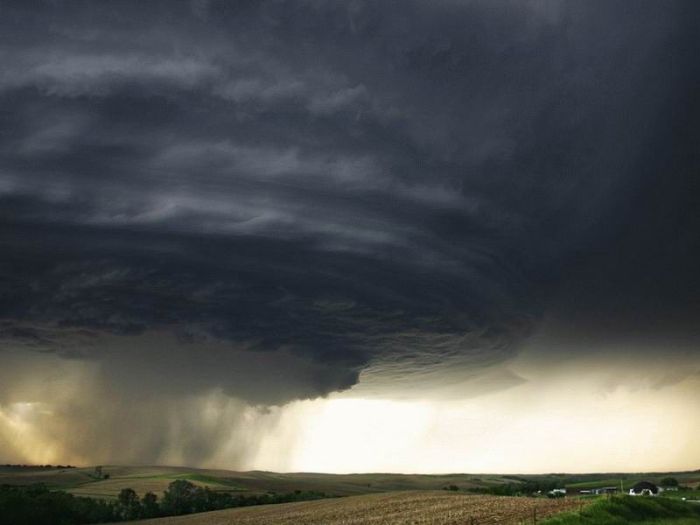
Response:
[162, 479, 202, 516]
[117, 488, 141, 520]
[660, 477, 679, 488]
[141, 492, 160, 519]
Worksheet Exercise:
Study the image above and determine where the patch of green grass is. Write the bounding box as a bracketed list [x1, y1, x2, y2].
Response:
[566, 479, 629, 490]
[168, 473, 247, 490]
[659, 489, 700, 501]
[632, 520, 700, 525]
[541, 496, 700, 525]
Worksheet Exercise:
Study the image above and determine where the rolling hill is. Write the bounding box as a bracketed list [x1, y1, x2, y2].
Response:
[124, 491, 586, 525]
[0, 465, 698, 501]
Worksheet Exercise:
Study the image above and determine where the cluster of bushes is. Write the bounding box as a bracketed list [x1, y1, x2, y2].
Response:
[91, 466, 110, 480]
[660, 477, 679, 488]
[442, 476, 566, 496]
[0, 481, 332, 525]
[0, 484, 115, 525]
[120, 479, 330, 519]
[467, 480, 561, 497]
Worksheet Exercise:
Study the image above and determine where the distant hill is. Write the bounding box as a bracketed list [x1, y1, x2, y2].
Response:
[0, 465, 510, 499]
[0, 465, 698, 500]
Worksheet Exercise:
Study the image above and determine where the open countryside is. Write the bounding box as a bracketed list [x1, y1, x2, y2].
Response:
[2, 465, 700, 524]
[2, 465, 700, 500]
[0, 465, 565, 498]
[2, 4, 700, 525]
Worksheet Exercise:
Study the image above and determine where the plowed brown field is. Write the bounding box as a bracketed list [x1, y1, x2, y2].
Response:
[132, 491, 587, 524]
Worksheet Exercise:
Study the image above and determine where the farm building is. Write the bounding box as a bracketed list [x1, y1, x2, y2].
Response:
[593, 487, 618, 495]
[629, 481, 659, 496]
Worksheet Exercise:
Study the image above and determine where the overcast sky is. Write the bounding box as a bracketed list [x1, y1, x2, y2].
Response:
[1, 0, 699, 472]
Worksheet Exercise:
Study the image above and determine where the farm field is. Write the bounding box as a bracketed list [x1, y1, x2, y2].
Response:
[1, 465, 698, 501]
[0, 465, 525, 499]
[129, 491, 586, 525]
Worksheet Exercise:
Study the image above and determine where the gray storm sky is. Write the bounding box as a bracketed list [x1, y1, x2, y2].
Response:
[0, 0, 699, 471]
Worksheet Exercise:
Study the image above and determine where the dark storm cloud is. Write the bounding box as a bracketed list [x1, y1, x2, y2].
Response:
[0, 0, 698, 411]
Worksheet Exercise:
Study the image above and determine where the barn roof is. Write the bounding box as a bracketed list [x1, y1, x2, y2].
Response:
[631, 481, 659, 493]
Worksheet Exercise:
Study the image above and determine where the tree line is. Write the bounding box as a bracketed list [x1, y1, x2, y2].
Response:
[0, 480, 332, 525]
[466, 480, 562, 497]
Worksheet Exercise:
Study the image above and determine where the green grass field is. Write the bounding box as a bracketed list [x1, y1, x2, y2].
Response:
[0, 466, 252, 499]
[541, 495, 700, 525]
[658, 489, 700, 501]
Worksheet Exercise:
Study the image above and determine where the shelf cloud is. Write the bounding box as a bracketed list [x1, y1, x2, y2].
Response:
[0, 0, 698, 468]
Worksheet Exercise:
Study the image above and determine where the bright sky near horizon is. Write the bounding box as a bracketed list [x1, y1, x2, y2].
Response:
[2, 341, 698, 473]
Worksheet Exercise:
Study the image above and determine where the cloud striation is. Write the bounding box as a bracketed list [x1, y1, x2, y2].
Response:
[0, 0, 698, 466]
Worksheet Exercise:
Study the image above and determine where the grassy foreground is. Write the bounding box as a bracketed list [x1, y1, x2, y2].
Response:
[541, 495, 700, 525]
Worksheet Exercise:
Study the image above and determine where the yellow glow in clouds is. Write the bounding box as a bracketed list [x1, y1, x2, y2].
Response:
[254, 358, 700, 474]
